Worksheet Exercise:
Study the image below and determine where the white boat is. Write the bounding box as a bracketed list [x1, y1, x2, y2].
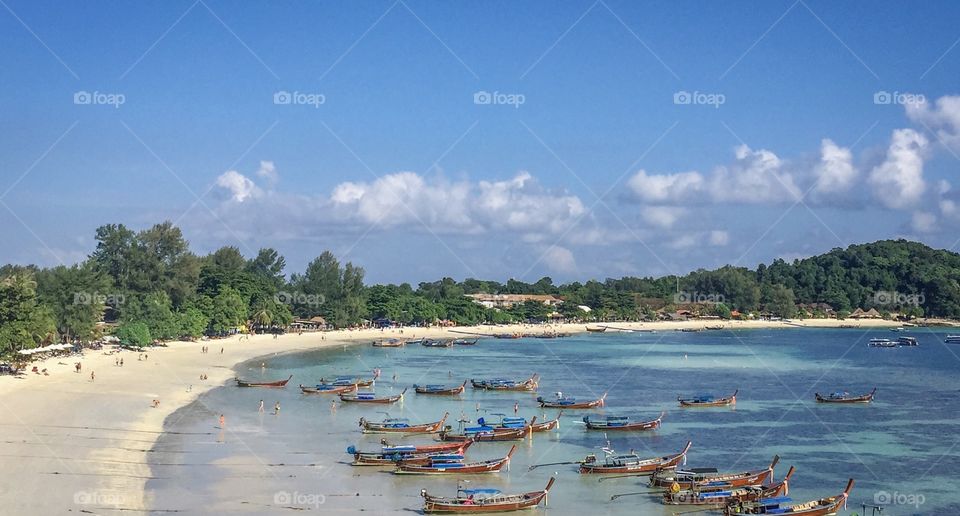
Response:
[945, 335, 960, 344]
[868, 338, 897, 348]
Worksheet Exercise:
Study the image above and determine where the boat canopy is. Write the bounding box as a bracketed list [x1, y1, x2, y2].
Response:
[461, 488, 501, 495]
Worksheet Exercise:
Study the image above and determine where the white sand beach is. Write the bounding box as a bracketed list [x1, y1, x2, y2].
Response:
[0, 318, 899, 514]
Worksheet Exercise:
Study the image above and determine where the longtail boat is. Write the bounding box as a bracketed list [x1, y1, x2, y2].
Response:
[299, 383, 357, 394]
[320, 376, 375, 387]
[585, 325, 607, 333]
[348, 440, 473, 466]
[582, 412, 664, 431]
[452, 338, 478, 346]
[359, 412, 448, 433]
[339, 388, 406, 404]
[394, 444, 516, 474]
[422, 339, 454, 348]
[678, 389, 737, 407]
[815, 387, 876, 404]
[650, 455, 780, 490]
[578, 441, 691, 475]
[537, 392, 606, 409]
[530, 412, 562, 432]
[421, 477, 555, 513]
[415, 380, 467, 395]
[439, 417, 536, 442]
[235, 374, 292, 388]
[470, 374, 539, 391]
[372, 338, 405, 347]
[660, 466, 795, 505]
[724, 479, 853, 516]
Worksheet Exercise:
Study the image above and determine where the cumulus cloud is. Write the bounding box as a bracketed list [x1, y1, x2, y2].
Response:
[642, 206, 681, 229]
[542, 245, 577, 274]
[906, 94, 960, 151]
[626, 169, 704, 203]
[216, 170, 260, 202]
[868, 128, 928, 210]
[712, 145, 802, 203]
[813, 139, 856, 194]
[256, 160, 278, 184]
[709, 230, 730, 246]
[911, 212, 937, 233]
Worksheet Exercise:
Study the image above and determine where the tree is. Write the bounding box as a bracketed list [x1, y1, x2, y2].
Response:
[178, 307, 208, 338]
[35, 263, 111, 341]
[207, 286, 247, 334]
[115, 321, 152, 347]
[0, 272, 56, 353]
[765, 285, 797, 318]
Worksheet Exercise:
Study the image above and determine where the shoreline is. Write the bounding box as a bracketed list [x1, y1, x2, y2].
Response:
[0, 318, 903, 513]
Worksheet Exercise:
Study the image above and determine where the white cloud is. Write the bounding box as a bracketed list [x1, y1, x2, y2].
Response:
[906, 94, 960, 151]
[642, 206, 681, 229]
[709, 230, 729, 246]
[216, 170, 260, 202]
[542, 245, 577, 274]
[626, 169, 704, 203]
[711, 145, 802, 203]
[911, 211, 937, 233]
[868, 128, 928, 210]
[256, 160, 278, 184]
[813, 139, 856, 194]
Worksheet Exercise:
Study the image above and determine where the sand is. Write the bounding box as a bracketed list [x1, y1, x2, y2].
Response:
[0, 318, 900, 514]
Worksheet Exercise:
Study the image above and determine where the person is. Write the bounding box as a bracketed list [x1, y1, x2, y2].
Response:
[120, 358, 123, 367]
[115, 357, 119, 366]
[330, 399, 337, 412]
[274, 402, 280, 415]
[258, 400, 264, 413]
[144, 354, 148, 361]
[514, 401, 519, 414]
[90, 371, 95, 382]
[75, 362, 81, 373]
[220, 347, 224, 354]
[463, 495, 475, 505]
[219, 414, 225, 428]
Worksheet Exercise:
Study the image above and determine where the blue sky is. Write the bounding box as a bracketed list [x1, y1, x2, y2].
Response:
[2, 0, 960, 283]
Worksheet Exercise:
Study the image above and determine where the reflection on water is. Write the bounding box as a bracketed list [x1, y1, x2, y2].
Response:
[147, 328, 960, 514]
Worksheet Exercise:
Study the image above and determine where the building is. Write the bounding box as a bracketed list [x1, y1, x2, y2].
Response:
[467, 293, 564, 309]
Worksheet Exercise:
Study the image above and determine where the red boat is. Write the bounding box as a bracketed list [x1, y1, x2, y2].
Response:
[339, 388, 406, 404]
[359, 412, 448, 434]
[815, 388, 876, 403]
[395, 445, 517, 475]
[582, 412, 664, 431]
[580, 441, 691, 474]
[537, 392, 606, 409]
[235, 374, 292, 388]
[299, 383, 357, 394]
[349, 440, 473, 466]
[679, 389, 737, 407]
[530, 412, 562, 432]
[415, 381, 468, 395]
[724, 479, 854, 515]
[651, 455, 779, 490]
[661, 466, 795, 505]
[421, 477, 555, 513]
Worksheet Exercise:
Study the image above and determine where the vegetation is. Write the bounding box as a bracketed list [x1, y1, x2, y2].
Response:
[2, 222, 959, 354]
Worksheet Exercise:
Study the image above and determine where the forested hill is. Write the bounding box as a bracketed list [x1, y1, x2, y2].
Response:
[2, 221, 959, 353]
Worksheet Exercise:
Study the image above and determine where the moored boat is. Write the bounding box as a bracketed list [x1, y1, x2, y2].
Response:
[359, 412, 448, 433]
[868, 338, 897, 347]
[415, 380, 467, 395]
[299, 383, 357, 394]
[723, 479, 853, 515]
[530, 412, 562, 432]
[582, 412, 664, 431]
[395, 444, 517, 474]
[537, 392, 606, 409]
[422, 339, 455, 348]
[650, 455, 780, 490]
[372, 338, 405, 347]
[897, 336, 919, 346]
[235, 374, 292, 388]
[470, 374, 539, 391]
[678, 390, 737, 407]
[421, 476, 555, 513]
[585, 325, 607, 333]
[348, 440, 473, 466]
[319, 376, 375, 387]
[439, 417, 536, 442]
[339, 388, 406, 404]
[815, 387, 876, 404]
[452, 338, 479, 346]
[660, 466, 795, 506]
[579, 441, 691, 475]
[945, 335, 960, 344]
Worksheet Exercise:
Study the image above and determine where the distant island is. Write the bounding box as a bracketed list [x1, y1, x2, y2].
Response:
[2, 221, 958, 354]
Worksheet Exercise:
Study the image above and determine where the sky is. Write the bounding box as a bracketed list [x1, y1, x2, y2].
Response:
[2, 0, 960, 284]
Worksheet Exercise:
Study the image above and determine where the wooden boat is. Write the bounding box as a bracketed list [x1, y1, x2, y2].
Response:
[650, 455, 779, 490]
[339, 388, 406, 404]
[723, 479, 854, 516]
[679, 390, 737, 407]
[348, 440, 473, 466]
[415, 380, 467, 395]
[439, 417, 536, 442]
[470, 374, 539, 391]
[421, 476, 555, 513]
[530, 412, 562, 432]
[422, 339, 454, 348]
[235, 374, 292, 388]
[705, 325, 725, 330]
[372, 338, 405, 348]
[359, 412, 448, 433]
[585, 325, 607, 333]
[537, 392, 606, 409]
[452, 338, 478, 346]
[582, 412, 663, 431]
[319, 376, 375, 387]
[815, 388, 876, 404]
[580, 441, 691, 474]
[394, 444, 516, 474]
[661, 466, 795, 506]
[868, 338, 897, 347]
[299, 383, 357, 394]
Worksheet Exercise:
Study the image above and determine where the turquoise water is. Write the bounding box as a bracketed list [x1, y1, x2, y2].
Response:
[147, 328, 960, 515]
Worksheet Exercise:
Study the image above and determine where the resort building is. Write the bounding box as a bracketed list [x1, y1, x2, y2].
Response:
[466, 293, 564, 309]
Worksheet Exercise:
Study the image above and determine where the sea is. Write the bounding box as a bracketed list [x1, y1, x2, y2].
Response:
[146, 328, 960, 515]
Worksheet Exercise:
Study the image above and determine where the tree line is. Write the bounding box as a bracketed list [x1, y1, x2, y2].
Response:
[2, 221, 958, 353]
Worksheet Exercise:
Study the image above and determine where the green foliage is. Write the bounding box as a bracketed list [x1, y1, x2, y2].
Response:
[207, 286, 247, 334]
[0, 272, 56, 353]
[35, 263, 111, 340]
[115, 321, 152, 346]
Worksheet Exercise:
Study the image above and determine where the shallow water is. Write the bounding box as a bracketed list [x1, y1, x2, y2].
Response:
[147, 328, 960, 515]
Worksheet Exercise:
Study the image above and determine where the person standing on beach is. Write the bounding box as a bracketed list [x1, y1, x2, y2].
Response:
[220, 347, 224, 354]
[219, 414, 225, 428]
[258, 400, 264, 413]
[90, 371, 95, 382]
[120, 358, 123, 367]
[274, 402, 280, 415]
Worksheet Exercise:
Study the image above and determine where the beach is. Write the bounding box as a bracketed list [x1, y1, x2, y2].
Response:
[0, 318, 902, 514]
